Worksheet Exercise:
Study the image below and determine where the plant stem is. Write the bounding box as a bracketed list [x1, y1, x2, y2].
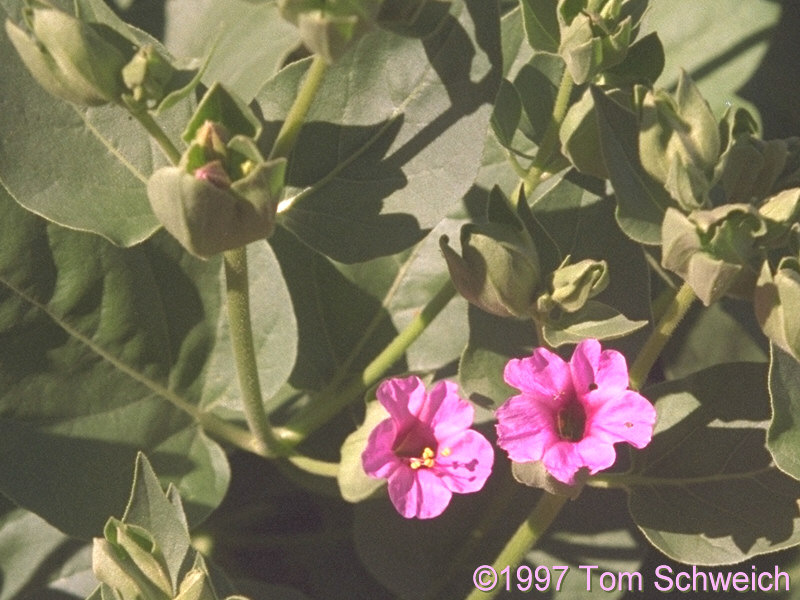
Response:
[628, 282, 696, 390]
[464, 492, 569, 600]
[268, 54, 329, 161]
[224, 247, 287, 457]
[424, 472, 521, 600]
[279, 279, 457, 443]
[126, 103, 182, 165]
[522, 68, 574, 196]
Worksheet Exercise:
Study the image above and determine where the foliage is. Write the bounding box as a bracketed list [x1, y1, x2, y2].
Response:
[1, 0, 799, 598]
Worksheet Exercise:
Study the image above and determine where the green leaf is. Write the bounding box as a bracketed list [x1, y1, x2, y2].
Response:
[500, 5, 531, 80]
[0, 507, 88, 600]
[490, 78, 522, 150]
[377, 217, 468, 372]
[560, 87, 609, 180]
[662, 301, 767, 380]
[767, 345, 800, 481]
[518, 0, 559, 53]
[268, 227, 399, 393]
[591, 86, 674, 245]
[338, 400, 389, 503]
[643, 0, 781, 117]
[459, 305, 529, 408]
[270, 215, 465, 400]
[0, 190, 230, 539]
[514, 54, 565, 146]
[542, 300, 647, 347]
[163, 0, 299, 103]
[603, 31, 665, 86]
[260, 0, 502, 262]
[0, 0, 193, 247]
[627, 362, 800, 565]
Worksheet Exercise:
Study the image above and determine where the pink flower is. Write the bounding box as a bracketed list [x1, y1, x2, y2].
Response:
[495, 339, 656, 485]
[362, 376, 494, 519]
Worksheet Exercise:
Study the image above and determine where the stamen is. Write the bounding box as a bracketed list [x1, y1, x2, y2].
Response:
[409, 446, 436, 469]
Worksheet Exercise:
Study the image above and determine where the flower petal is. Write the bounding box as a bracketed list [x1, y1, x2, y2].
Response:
[541, 441, 584, 484]
[589, 391, 657, 448]
[376, 375, 428, 426]
[570, 338, 630, 395]
[495, 395, 560, 463]
[504, 347, 572, 397]
[362, 419, 401, 479]
[428, 380, 474, 439]
[435, 430, 494, 493]
[573, 435, 617, 474]
[387, 467, 453, 519]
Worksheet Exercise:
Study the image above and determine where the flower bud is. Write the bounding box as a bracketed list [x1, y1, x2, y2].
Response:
[5, 0, 134, 106]
[441, 220, 541, 320]
[278, 0, 382, 62]
[538, 258, 609, 314]
[148, 156, 286, 258]
[640, 71, 720, 210]
[121, 44, 178, 106]
[661, 205, 766, 305]
[174, 569, 217, 600]
[92, 518, 172, 600]
[558, 0, 632, 84]
[755, 257, 800, 361]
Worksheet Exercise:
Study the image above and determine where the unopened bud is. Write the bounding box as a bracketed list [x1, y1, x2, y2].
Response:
[5, 0, 134, 106]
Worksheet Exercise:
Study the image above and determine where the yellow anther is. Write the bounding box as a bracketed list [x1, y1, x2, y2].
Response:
[409, 447, 436, 469]
[441, 447, 451, 457]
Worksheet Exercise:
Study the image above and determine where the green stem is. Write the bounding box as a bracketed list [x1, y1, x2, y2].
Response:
[464, 492, 569, 600]
[268, 54, 329, 161]
[628, 282, 696, 390]
[279, 279, 457, 443]
[522, 68, 574, 196]
[224, 247, 287, 457]
[126, 102, 182, 165]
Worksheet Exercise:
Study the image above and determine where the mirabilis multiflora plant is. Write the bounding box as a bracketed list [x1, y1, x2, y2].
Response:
[1, 0, 800, 598]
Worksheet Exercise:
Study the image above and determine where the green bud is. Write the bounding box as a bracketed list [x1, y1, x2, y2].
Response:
[538, 257, 609, 314]
[715, 107, 790, 204]
[92, 518, 172, 600]
[661, 205, 765, 305]
[121, 44, 178, 106]
[640, 71, 720, 210]
[189, 121, 231, 166]
[558, 0, 632, 84]
[277, 0, 382, 62]
[183, 83, 261, 143]
[440, 219, 541, 320]
[148, 157, 286, 258]
[754, 257, 800, 362]
[175, 569, 217, 600]
[5, 0, 134, 106]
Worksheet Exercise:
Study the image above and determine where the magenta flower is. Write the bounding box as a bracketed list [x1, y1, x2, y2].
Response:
[362, 376, 494, 519]
[495, 339, 656, 485]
